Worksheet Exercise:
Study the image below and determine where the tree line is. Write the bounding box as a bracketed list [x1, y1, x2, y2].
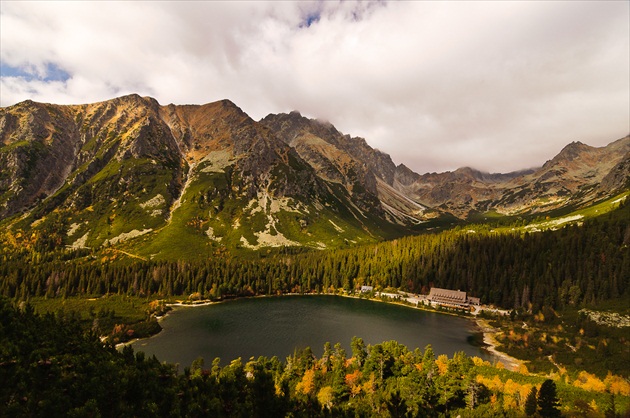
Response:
[1, 201, 628, 313]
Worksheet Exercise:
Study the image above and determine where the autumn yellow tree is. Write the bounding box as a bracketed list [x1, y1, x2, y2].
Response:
[436, 354, 449, 375]
[317, 386, 334, 410]
[296, 368, 316, 396]
[573, 371, 606, 392]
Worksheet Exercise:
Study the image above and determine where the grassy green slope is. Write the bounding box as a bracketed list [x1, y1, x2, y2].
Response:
[462, 190, 629, 234]
[127, 162, 402, 260]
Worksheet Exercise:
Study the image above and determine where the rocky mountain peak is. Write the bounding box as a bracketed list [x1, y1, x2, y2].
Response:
[453, 166, 480, 178]
[217, 99, 244, 113]
[100, 93, 156, 110]
[260, 112, 342, 147]
[544, 141, 593, 167]
[394, 164, 420, 186]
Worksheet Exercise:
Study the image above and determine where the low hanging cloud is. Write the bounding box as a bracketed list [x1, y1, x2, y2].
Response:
[1, 1, 628, 173]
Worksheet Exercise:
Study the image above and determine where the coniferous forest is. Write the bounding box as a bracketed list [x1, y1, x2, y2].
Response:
[1, 200, 628, 312]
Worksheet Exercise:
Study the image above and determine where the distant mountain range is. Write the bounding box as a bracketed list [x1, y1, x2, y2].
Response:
[1, 95, 628, 257]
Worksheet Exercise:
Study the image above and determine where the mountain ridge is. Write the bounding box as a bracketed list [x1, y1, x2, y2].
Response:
[262, 106, 629, 219]
[1, 95, 628, 256]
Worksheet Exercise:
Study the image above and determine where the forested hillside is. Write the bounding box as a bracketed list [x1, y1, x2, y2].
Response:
[1, 200, 627, 312]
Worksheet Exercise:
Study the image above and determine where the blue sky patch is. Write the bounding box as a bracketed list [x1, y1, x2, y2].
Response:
[1, 62, 71, 82]
[299, 11, 321, 28]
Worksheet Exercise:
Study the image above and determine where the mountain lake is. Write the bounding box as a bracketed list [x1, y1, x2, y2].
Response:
[130, 295, 496, 368]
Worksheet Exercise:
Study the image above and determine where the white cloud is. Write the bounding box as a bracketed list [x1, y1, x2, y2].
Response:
[1, 1, 628, 173]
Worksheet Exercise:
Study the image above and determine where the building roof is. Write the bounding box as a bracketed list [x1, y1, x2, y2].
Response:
[428, 288, 468, 303]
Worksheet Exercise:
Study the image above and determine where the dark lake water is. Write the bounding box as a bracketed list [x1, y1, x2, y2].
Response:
[131, 295, 495, 368]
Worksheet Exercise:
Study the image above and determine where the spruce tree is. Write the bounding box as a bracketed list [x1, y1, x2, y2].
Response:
[351, 336, 367, 368]
[524, 386, 538, 416]
[538, 379, 561, 417]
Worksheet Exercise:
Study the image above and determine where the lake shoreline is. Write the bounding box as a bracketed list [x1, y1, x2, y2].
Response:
[474, 318, 523, 371]
[130, 292, 521, 370]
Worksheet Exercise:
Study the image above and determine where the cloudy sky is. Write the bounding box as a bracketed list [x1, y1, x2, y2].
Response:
[1, 1, 628, 174]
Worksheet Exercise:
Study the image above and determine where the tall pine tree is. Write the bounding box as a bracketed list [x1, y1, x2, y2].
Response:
[538, 379, 561, 417]
[524, 386, 538, 416]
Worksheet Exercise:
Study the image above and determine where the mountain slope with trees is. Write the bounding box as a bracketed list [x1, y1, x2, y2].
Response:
[2, 198, 627, 313]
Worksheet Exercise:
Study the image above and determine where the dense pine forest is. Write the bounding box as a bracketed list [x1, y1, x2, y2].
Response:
[1, 201, 628, 312]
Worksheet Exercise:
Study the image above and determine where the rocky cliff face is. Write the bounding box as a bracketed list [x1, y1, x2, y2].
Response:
[0, 100, 80, 218]
[0, 95, 627, 257]
[260, 112, 393, 199]
[598, 151, 630, 194]
[260, 112, 423, 224]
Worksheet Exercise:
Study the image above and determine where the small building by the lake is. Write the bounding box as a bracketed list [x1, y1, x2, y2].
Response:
[360, 286, 374, 293]
[427, 287, 480, 309]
